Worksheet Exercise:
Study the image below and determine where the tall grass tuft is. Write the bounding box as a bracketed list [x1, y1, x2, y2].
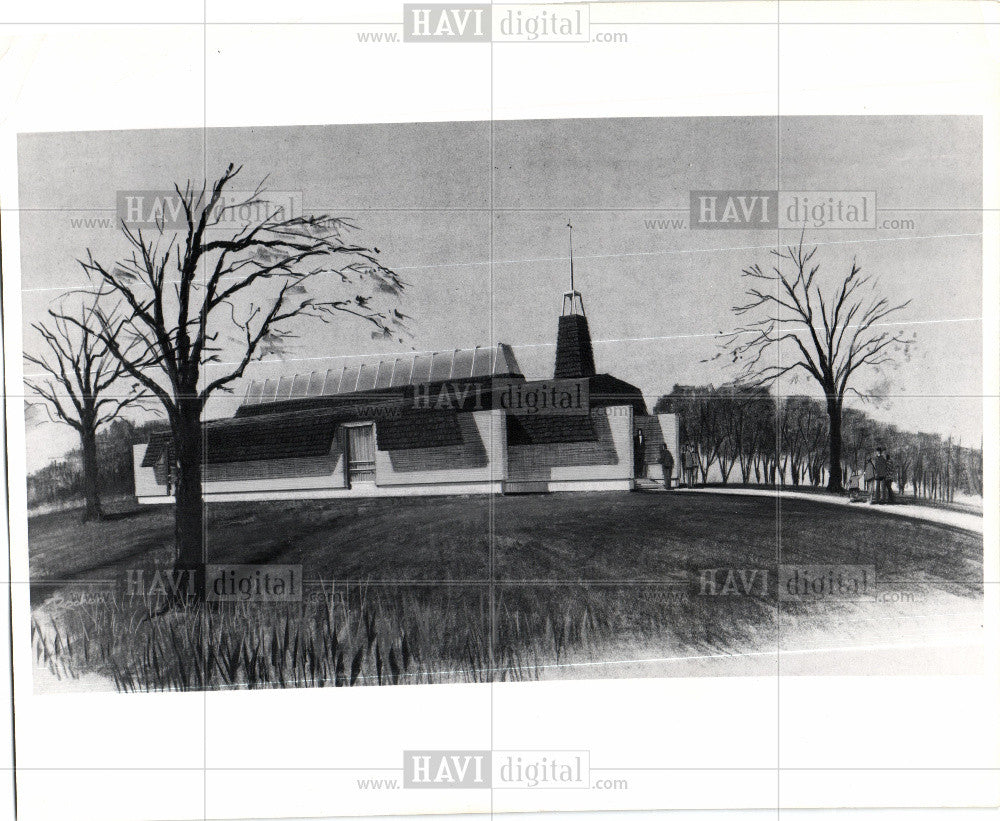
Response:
[32, 579, 778, 692]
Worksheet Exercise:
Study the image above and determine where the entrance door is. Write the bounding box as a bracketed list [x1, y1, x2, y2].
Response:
[346, 424, 376, 484]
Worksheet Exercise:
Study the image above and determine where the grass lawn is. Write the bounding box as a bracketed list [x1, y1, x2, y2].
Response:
[29, 491, 983, 690]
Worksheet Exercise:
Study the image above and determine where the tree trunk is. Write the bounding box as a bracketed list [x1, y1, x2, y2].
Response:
[826, 396, 844, 491]
[79, 425, 103, 521]
[173, 407, 205, 599]
[720, 456, 733, 484]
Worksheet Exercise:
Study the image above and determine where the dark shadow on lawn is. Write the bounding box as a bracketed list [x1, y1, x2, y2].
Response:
[99, 506, 159, 522]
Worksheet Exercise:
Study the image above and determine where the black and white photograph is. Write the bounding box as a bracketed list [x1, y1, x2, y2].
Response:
[19, 116, 985, 692]
[1, 3, 998, 821]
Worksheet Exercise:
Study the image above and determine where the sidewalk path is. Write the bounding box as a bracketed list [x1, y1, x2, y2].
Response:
[671, 485, 984, 534]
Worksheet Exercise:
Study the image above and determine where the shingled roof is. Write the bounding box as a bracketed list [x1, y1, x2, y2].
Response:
[375, 410, 462, 451]
[140, 428, 173, 467]
[141, 405, 466, 467]
[204, 407, 344, 463]
[142, 407, 346, 466]
[587, 374, 649, 415]
[506, 414, 597, 446]
[140, 369, 646, 467]
[554, 314, 597, 379]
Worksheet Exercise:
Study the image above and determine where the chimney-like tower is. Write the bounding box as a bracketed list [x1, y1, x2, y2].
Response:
[554, 221, 596, 379]
[554, 296, 597, 378]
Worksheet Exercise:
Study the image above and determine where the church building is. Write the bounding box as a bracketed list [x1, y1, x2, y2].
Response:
[134, 283, 680, 503]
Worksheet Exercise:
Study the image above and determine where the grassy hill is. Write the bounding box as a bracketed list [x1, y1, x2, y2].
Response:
[29, 492, 983, 690]
[30, 491, 982, 585]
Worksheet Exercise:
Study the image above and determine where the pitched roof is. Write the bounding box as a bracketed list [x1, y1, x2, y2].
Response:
[234, 389, 406, 420]
[240, 343, 522, 410]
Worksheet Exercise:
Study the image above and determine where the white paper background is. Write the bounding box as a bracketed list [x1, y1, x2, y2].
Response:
[2, 2, 999, 820]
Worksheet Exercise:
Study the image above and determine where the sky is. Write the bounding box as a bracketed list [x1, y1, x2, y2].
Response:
[16, 116, 984, 471]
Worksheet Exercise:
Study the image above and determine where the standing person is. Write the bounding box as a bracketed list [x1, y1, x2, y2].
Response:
[885, 453, 896, 503]
[634, 428, 646, 479]
[863, 451, 877, 503]
[872, 446, 889, 504]
[684, 444, 698, 487]
[659, 443, 675, 489]
[846, 463, 863, 502]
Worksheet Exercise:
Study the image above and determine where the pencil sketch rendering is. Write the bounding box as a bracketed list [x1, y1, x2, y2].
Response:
[20, 116, 983, 692]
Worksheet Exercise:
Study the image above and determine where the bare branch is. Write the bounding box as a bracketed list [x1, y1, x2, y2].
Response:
[725, 237, 911, 408]
[74, 165, 406, 438]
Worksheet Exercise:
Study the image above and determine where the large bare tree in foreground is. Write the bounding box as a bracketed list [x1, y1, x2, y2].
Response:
[74, 164, 406, 592]
[722, 237, 912, 491]
[24, 298, 150, 520]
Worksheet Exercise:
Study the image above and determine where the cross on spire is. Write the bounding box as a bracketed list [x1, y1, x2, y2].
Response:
[567, 220, 575, 293]
[561, 219, 585, 317]
[555, 218, 595, 376]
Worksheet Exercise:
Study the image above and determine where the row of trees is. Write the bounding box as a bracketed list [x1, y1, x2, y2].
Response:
[25, 418, 158, 509]
[654, 385, 982, 501]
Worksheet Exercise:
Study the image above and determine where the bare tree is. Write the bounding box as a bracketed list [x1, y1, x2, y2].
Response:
[722, 236, 912, 491]
[72, 164, 406, 592]
[722, 385, 774, 485]
[24, 298, 149, 520]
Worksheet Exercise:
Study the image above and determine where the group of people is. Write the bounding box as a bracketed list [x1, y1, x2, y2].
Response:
[653, 442, 698, 489]
[632, 429, 698, 489]
[846, 445, 896, 504]
[660, 443, 699, 488]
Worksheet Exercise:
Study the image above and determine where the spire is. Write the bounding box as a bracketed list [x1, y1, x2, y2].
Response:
[561, 220, 585, 317]
[554, 220, 596, 378]
[568, 220, 575, 294]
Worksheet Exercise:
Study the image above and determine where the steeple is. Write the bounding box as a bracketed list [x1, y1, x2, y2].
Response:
[554, 221, 597, 379]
